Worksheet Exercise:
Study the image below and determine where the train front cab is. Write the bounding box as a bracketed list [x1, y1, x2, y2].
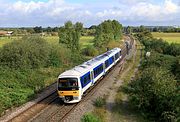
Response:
[57, 77, 82, 103]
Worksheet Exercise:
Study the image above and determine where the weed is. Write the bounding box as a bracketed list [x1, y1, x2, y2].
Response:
[94, 96, 106, 108]
[81, 113, 100, 122]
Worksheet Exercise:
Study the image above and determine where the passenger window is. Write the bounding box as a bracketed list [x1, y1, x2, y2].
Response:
[87, 74, 90, 81]
[84, 77, 87, 84]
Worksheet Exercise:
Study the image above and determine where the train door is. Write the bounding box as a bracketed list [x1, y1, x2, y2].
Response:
[103, 63, 106, 75]
[90, 71, 94, 85]
[113, 55, 115, 65]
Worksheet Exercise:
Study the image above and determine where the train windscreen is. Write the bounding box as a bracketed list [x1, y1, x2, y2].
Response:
[58, 78, 79, 91]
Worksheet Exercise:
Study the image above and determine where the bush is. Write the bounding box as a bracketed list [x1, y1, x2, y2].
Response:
[0, 36, 50, 69]
[81, 113, 100, 122]
[126, 66, 177, 121]
[82, 45, 99, 57]
[141, 52, 177, 71]
[107, 41, 121, 49]
[93, 97, 106, 108]
[48, 44, 72, 67]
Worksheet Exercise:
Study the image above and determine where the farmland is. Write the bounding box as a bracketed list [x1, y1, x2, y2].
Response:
[152, 32, 180, 44]
[0, 36, 94, 48]
[0, 37, 16, 47]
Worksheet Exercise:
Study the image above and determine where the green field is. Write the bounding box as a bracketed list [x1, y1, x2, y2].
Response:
[79, 36, 94, 48]
[152, 32, 180, 44]
[0, 37, 18, 47]
[0, 36, 94, 48]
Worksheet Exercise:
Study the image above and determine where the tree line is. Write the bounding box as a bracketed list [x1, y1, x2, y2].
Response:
[124, 25, 180, 34]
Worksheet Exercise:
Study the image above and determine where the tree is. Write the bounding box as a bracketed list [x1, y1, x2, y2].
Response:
[126, 26, 132, 34]
[112, 20, 122, 40]
[127, 67, 177, 120]
[58, 21, 83, 51]
[139, 25, 145, 32]
[46, 27, 52, 32]
[33, 26, 43, 33]
[94, 20, 123, 49]
[52, 27, 59, 32]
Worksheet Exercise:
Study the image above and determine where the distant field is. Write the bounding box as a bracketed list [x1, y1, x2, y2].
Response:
[0, 37, 19, 47]
[152, 32, 180, 44]
[43, 36, 94, 48]
[80, 36, 94, 48]
[0, 36, 94, 48]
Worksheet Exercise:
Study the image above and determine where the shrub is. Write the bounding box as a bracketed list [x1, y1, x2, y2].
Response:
[93, 108, 107, 122]
[107, 41, 121, 49]
[126, 66, 177, 120]
[141, 52, 177, 71]
[81, 113, 100, 122]
[82, 45, 99, 57]
[48, 44, 71, 67]
[94, 96, 106, 108]
[0, 36, 50, 69]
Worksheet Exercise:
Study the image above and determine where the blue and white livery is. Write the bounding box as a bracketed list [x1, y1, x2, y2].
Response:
[57, 48, 121, 103]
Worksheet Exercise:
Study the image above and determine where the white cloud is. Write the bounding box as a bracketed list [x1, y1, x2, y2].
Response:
[129, 0, 179, 22]
[96, 9, 122, 18]
[117, 0, 147, 5]
[164, 0, 178, 13]
[0, 0, 179, 26]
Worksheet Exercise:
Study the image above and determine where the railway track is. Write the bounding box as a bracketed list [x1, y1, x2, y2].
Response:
[35, 35, 135, 122]
[3, 35, 134, 122]
[9, 91, 58, 122]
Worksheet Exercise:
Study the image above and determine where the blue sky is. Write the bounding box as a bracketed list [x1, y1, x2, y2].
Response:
[0, 0, 179, 27]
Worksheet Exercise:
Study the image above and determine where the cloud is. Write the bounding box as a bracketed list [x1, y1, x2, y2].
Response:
[129, 0, 179, 22]
[164, 0, 178, 13]
[117, 0, 147, 5]
[0, 0, 179, 27]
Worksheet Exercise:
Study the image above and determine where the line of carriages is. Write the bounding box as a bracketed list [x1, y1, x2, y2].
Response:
[57, 48, 122, 103]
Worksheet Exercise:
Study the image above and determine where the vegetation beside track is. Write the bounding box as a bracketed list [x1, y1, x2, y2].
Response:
[122, 31, 180, 121]
[81, 96, 107, 122]
[112, 39, 147, 122]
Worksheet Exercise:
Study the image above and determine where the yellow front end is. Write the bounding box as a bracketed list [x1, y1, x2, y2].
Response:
[58, 90, 81, 103]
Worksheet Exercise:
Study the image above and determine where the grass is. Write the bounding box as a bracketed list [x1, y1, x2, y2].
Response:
[80, 36, 94, 48]
[0, 37, 18, 47]
[122, 41, 144, 83]
[93, 96, 106, 108]
[152, 32, 180, 44]
[43, 36, 59, 45]
[112, 40, 148, 122]
[81, 113, 100, 122]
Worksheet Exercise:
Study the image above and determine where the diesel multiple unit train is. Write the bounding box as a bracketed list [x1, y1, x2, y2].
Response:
[57, 48, 122, 103]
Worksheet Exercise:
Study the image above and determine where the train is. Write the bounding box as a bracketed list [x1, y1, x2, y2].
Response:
[57, 47, 122, 103]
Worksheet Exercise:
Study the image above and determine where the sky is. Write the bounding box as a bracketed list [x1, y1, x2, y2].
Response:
[0, 0, 179, 27]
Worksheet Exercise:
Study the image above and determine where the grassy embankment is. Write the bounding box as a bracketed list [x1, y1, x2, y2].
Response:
[112, 40, 148, 122]
[152, 32, 180, 44]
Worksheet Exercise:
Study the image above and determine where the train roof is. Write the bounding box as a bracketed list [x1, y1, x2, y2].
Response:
[58, 48, 121, 78]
